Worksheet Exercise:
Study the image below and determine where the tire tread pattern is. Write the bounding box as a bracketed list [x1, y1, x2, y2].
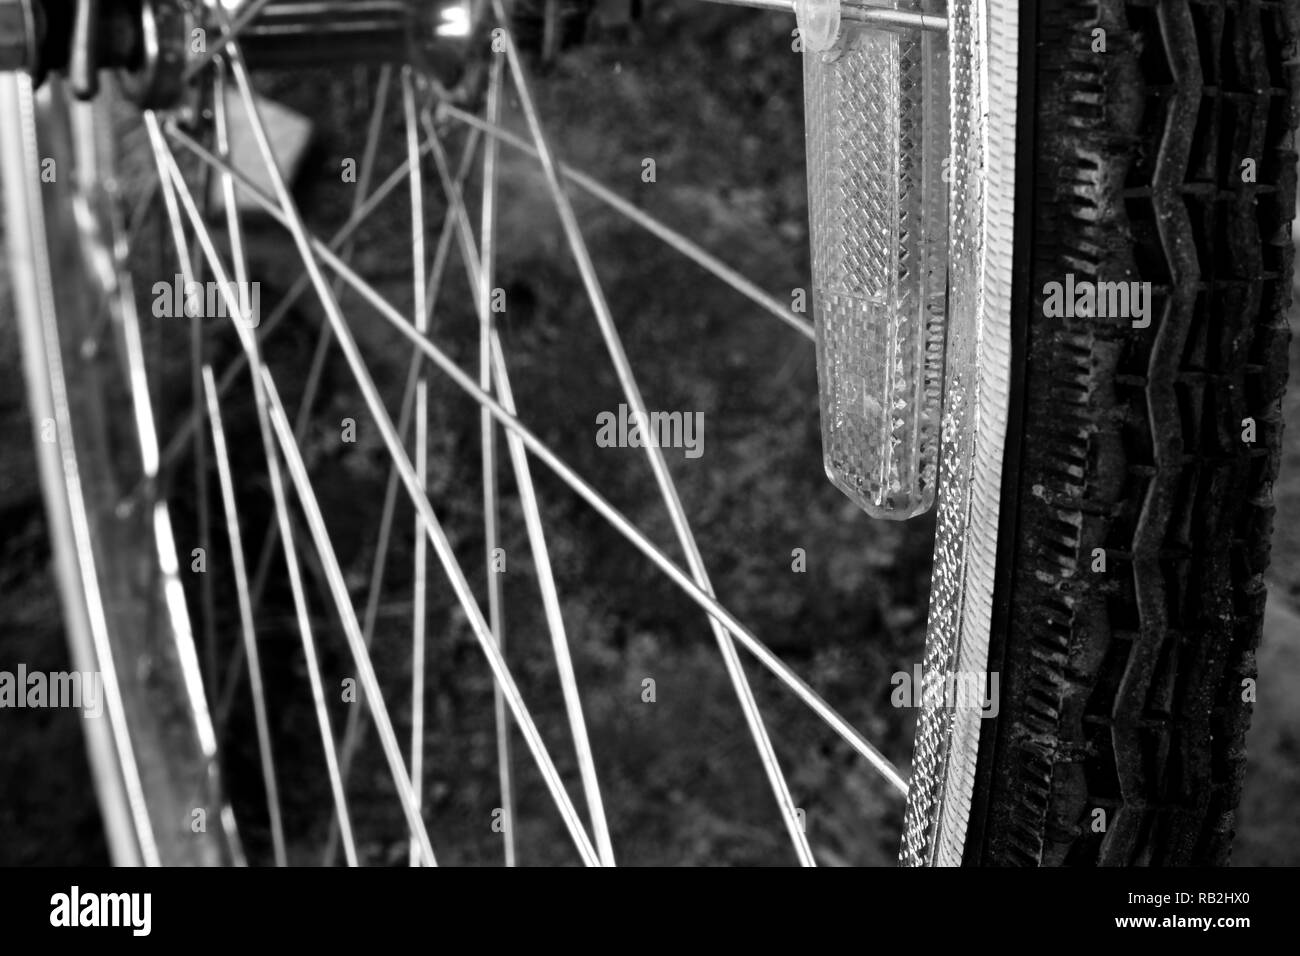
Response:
[973, 0, 1298, 867]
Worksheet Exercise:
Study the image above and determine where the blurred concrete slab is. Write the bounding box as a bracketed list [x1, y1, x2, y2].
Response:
[206, 89, 312, 213]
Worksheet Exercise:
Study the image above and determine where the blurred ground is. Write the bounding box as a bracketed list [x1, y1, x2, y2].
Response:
[0, 1, 1296, 866]
[1234, 264, 1300, 866]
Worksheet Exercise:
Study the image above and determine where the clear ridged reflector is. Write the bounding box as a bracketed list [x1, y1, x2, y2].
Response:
[801, 5, 948, 519]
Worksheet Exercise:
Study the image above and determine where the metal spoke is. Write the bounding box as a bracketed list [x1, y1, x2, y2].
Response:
[321, 345, 417, 866]
[201, 364, 288, 866]
[322, 131, 481, 867]
[243, 65, 394, 634]
[476, 57, 517, 868]
[184, 0, 277, 80]
[401, 66, 431, 868]
[48, 0, 938, 867]
[422, 72, 617, 864]
[150, 117, 364, 868]
[188, 19, 603, 864]
[192, 269, 217, 690]
[207, 64, 397, 745]
[152, 125, 425, 865]
[194, 60, 237, 695]
[166, 125, 907, 796]
[141, 111, 250, 861]
[489, 20, 813, 864]
[438, 103, 814, 342]
[154, 132, 435, 488]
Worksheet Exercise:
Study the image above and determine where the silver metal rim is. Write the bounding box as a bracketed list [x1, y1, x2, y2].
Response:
[899, 0, 1020, 867]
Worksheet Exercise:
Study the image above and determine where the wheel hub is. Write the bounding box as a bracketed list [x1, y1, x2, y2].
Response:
[3, 0, 482, 107]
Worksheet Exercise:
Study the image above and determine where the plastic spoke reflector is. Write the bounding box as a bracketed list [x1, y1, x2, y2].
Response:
[800, 3, 948, 519]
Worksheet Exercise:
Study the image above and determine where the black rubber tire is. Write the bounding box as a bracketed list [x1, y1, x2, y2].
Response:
[966, 0, 1299, 866]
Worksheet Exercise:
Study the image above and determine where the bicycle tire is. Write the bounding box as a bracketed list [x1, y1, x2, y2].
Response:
[967, 0, 1298, 866]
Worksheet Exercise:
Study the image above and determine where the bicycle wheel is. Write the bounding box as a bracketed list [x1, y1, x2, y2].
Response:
[2, 0, 1293, 868]
[5, 0, 920, 868]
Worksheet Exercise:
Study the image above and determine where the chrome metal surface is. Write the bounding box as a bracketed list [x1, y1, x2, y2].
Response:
[699, 0, 947, 34]
[899, 0, 1019, 867]
[3, 73, 235, 866]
